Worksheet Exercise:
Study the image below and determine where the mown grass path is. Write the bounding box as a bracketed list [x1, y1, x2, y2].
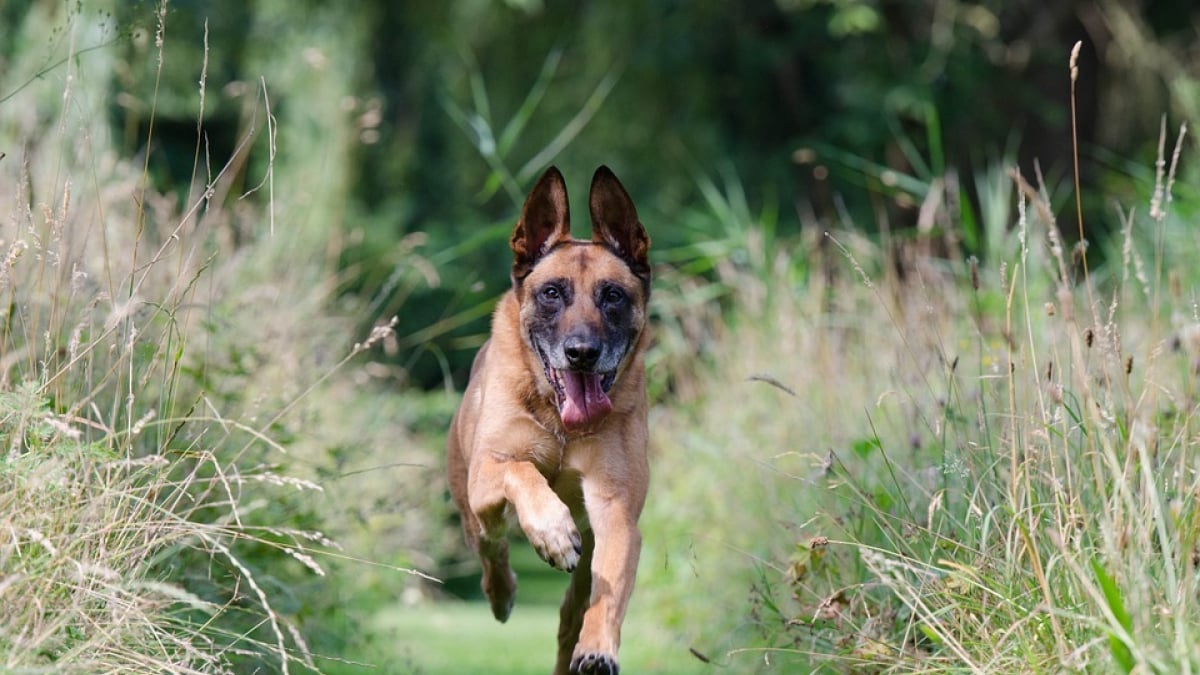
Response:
[374, 601, 710, 674]
[358, 533, 715, 673]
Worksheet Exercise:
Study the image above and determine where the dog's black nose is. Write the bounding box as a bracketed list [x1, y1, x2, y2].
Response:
[563, 335, 602, 370]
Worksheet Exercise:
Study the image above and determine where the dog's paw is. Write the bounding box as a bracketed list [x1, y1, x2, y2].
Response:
[570, 651, 618, 675]
[522, 502, 582, 572]
[482, 565, 517, 622]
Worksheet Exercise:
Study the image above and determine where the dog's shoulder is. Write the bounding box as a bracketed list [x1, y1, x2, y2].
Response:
[467, 290, 559, 423]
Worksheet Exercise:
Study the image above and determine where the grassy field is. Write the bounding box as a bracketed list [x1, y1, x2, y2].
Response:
[4, 4, 1200, 674]
[311, 540, 714, 674]
[375, 601, 709, 675]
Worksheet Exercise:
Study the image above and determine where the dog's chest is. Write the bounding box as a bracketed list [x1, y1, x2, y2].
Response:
[529, 433, 602, 487]
[526, 433, 565, 474]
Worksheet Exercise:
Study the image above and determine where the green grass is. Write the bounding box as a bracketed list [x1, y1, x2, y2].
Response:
[344, 540, 712, 674]
[6, 4, 1200, 674]
[633, 124, 1200, 671]
[374, 600, 710, 675]
[0, 4, 391, 672]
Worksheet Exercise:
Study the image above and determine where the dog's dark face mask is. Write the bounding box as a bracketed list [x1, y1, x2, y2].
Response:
[509, 166, 651, 431]
[525, 271, 640, 430]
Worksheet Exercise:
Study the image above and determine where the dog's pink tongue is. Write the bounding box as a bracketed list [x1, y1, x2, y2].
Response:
[559, 371, 613, 430]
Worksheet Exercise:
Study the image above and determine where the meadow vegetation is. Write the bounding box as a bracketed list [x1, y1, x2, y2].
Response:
[1, 3, 433, 672]
[3, 2, 1200, 674]
[642, 131, 1200, 672]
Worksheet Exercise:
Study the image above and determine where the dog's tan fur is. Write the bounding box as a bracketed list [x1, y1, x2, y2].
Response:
[447, 166, 650, 675]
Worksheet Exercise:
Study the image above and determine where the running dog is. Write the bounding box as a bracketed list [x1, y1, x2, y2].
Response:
[447, 166, 651, 675]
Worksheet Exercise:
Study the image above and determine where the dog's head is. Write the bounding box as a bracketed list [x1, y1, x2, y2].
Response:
[510, 166, 651, 432]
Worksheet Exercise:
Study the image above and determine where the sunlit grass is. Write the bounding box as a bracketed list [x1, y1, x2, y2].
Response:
[6, 4, 1199, 674]
[0, 4, 403, 673]
[638, 120, 1200, 672]
[370, 598, 710, 675]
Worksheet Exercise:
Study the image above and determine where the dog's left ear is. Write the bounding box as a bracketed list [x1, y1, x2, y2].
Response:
[589, 166, 651, 288]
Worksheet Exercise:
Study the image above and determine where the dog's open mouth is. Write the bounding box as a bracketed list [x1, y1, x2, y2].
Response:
[537, 348, 616, 431]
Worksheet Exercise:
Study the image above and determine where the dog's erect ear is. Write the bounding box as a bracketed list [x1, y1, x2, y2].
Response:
[511, 166, 572, 283]
[589, 166, 651, 288]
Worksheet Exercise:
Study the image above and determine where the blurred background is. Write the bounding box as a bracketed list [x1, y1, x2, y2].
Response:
[3, 0, 1199, 673]
[98, 0, 1198, 386]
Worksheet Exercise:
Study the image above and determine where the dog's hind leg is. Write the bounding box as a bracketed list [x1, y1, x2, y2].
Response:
[554, 528, 595, 675]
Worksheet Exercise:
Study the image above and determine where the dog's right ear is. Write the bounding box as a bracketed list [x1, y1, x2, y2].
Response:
[511, 166, 571, 284]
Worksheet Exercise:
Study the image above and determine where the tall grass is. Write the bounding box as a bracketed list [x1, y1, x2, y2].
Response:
[825, 121, 1200, 672]
[0, 4, 409, 672]
[639, 105, 1199, 675]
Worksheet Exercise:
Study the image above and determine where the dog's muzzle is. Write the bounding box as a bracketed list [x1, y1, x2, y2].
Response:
[537, 343, 616, 431]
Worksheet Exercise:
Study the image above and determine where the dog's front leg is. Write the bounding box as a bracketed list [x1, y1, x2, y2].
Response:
[569, 476, 645, 675]
[470, 455, 583, 573]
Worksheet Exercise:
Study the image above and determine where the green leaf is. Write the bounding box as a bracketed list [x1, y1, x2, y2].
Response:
[873, 487, 894, 511]
[1090, 558, 1135, 673]
[852, 436, 881, 458]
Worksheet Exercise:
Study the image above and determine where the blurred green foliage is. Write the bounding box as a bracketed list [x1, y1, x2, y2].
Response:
[42, 0, 1188, 388]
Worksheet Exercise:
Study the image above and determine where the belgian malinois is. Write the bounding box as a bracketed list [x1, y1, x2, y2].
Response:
[447, 166, 650, 675]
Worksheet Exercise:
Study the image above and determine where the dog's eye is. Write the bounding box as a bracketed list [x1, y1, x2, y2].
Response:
[603, 288, 626, 305]
[540, 286, 561, 301]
